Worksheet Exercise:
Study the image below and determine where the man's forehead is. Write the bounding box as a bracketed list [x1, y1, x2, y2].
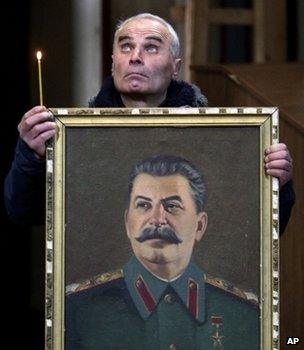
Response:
[131, 174, 192, 197]
[116, 18, 171, 43]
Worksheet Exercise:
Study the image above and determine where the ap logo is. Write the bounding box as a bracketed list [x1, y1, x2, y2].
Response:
[286, 337, 300, 345]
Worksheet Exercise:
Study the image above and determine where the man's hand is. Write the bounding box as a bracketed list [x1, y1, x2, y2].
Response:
[264, 143, 293, 187]
[18, 106, 56, 158]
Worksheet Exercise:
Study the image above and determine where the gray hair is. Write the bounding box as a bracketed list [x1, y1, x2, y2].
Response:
[127, 155, 207, 213]
[114, 13, 180, 58]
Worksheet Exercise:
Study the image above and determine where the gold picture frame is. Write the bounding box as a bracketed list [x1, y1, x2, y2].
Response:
[46, 107, 279, 349]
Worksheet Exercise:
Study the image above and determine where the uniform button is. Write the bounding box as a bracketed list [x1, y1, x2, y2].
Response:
[135, 279, 142, 288]
[169, 344, 178, 350]
[164, 293, 174, 304]
[189, 281, 197, 290]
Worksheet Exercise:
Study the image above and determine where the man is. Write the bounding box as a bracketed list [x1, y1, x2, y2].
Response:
[4, 13, 294, 232]
[4, 13, 294, 231]
[5, 14, 294, 224]
[66, 154, 259, 349]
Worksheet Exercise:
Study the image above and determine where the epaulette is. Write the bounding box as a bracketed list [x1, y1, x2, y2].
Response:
[204, 274, 259, 307]
[66, 269, 124, 295]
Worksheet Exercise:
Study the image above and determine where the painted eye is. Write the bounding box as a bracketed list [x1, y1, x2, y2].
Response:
[165, 202, 182, 213]
[136, 201, 152, 210]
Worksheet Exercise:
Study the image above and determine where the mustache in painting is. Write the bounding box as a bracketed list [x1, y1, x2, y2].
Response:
[135, 227, 183, 244]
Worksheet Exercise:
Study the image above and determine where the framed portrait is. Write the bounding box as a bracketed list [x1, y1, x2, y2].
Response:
[46, 107, 279, 350]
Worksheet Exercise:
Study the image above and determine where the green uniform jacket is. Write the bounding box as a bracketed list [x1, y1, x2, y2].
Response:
[66, 256, 259, 350]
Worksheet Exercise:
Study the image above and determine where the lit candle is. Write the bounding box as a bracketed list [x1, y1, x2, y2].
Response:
[36, 51, 44, 105]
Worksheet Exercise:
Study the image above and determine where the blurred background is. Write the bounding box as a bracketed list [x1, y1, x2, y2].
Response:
[1, 0, 303, 348]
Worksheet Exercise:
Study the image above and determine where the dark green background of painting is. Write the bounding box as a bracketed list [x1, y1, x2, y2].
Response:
[65, 126, 260, 294]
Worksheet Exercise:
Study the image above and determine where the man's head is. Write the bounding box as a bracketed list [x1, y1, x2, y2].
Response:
[112, 13, 181, 106]
[125, 155, 208, 275]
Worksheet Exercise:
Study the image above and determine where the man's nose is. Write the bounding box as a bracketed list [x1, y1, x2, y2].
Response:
[149, 204, 167, 226]
[129, 48, 143, 65]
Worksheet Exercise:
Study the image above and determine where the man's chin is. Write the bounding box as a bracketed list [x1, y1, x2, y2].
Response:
[120, 80, 152, 93]
[142, 251, 171, 265]
[124, 85, 148, 94]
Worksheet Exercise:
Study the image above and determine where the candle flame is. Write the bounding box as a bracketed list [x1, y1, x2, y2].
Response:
[36, 51, 42, 60]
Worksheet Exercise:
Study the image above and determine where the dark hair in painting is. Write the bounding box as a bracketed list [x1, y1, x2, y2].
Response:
[127, 155, 207, 213]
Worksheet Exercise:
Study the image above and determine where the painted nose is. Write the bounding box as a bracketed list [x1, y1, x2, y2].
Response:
[129, 48, 143, 65]
[149, 204, 167, 227]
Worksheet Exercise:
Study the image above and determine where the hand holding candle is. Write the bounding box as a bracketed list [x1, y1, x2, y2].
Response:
[36, 51, 44, 105]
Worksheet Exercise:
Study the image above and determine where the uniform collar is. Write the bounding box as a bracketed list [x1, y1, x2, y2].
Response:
[123, 255, 206, 323]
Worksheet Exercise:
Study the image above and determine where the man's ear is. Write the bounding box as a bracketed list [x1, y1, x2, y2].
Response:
[124, 209, 131, 238]
[172, 58, 181, 79]
[195, 212, 208, 242]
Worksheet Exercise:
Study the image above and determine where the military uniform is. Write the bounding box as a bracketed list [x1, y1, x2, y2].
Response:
[66, 256, 259, 350]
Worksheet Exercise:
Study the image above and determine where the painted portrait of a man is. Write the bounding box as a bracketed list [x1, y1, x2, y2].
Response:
[65, 154, 259, 350]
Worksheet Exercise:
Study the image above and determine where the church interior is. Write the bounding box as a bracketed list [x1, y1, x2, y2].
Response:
[1, 0, 303, 348]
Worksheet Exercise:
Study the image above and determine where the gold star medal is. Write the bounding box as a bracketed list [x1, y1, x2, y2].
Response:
[211, 315, 224, 348]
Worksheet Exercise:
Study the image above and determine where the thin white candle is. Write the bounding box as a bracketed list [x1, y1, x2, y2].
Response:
[36, 51, 43, 105]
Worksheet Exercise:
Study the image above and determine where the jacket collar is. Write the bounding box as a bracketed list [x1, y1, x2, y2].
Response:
[89, 76, 207, 108]
[123, 255, 206, 323]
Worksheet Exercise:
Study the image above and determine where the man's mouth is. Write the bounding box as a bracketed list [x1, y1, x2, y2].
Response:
[125, 72, 148, 78]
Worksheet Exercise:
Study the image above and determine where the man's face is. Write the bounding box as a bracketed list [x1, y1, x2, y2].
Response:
[112, 18, 181, 97]
[125, 174, 207, 269]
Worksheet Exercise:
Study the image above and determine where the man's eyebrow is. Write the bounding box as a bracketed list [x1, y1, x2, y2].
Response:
[118, 35, 133, 43]
[162, 195, 183, 203]
[134, 195, 152, 202]
[145, 36, 164, 44]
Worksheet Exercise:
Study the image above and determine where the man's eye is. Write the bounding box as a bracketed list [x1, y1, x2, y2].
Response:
[136, 201, 151, 210]
[165, 203, 182, 213]
[121, 44, 132, 52]
[146, 45, 158, 53]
